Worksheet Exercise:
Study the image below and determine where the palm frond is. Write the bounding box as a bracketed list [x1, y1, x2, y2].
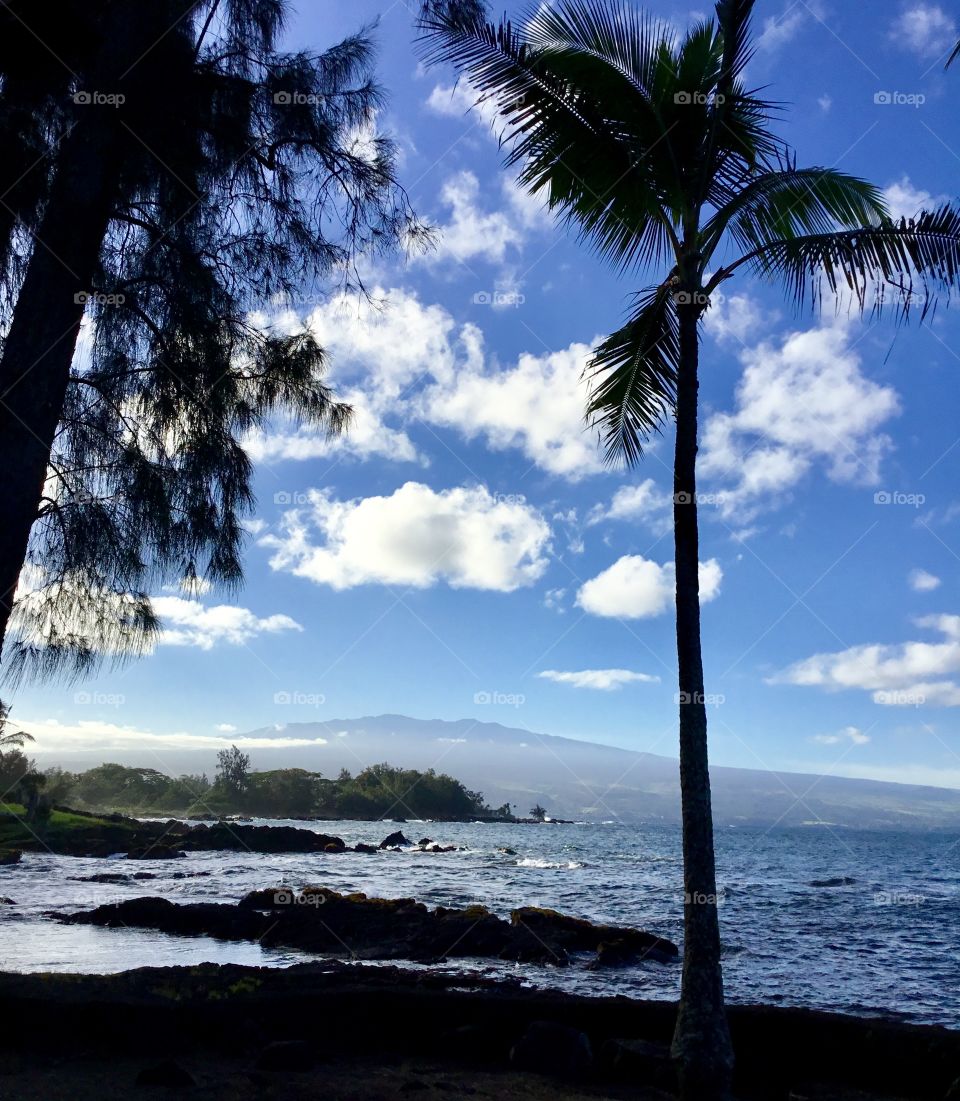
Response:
[703, 166, 886, 256]
[585, 282, 679, 466]
[418, 1, 683, 270]
[732, 204, 960, 318]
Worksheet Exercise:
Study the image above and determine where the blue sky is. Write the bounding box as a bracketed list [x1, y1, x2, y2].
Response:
[13, 0, 960, 789]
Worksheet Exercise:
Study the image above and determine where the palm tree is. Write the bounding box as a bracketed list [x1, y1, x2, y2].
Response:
[419, 2, 960, 1096]
[0, 1, 424, 682]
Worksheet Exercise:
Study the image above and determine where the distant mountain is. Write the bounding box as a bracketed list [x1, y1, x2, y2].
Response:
[93, 712, 960, 830]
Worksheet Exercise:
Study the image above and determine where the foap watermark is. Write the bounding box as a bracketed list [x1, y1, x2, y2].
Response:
[73, 90, 125, 107]
[474, 690, 526, 708]
[273, 490, 311, 505]
[675, 690, 725, 707]
[473, 290, 525, 309]
[674, 490, 727, 507]
[272, 888, 328, 906]
[874, 689, 926, 708]
[874, 490, 925, 508]
[493, 492, 527, 506]
[273, 91, 325, 106]
[873, 90, 925, 108]
[683, 890, 725, 907]
[874, 890, 925, 907]
[674, 91, 725, 106]
[273, 691, 325, 708]
[74, 291, 125, 306]
[672, 289, 712, 306]
[74, 691, 125, 708]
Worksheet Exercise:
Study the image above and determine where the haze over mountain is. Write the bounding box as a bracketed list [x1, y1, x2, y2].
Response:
[40, 714, 960, 830]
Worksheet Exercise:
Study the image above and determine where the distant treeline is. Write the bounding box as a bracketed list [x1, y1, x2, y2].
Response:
[2, 745, 514, 821]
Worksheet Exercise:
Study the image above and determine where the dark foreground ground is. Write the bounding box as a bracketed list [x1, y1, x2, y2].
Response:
[0, 963, 956, 1101]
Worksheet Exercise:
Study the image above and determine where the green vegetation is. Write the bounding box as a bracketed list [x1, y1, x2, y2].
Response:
[21, 749, 508, 821]
[0, 801, 124, 851]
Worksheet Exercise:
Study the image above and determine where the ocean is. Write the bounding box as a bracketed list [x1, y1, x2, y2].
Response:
[2, 819, 957, 1026]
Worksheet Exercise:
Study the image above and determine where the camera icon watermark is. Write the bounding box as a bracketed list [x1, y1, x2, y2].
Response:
[73, 90, 125, 108]
[873, 491, 925, 507]
[873, 689, 925, 708]
[472, 290, 525, 309]
[273, 691, 325, 707]
[273, 491, 310, 505]
[273, 91, 324, 106]
[474, 690, 526, 708]
[873, 90, 925, 108]
[74, 691, 125, 708]
[674, 91, 725, 106]
[675, 691, 725, 707]
[74, 291, 125, 306]
[273, 888, 327, 907]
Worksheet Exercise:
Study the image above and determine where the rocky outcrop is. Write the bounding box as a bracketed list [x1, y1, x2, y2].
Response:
[63, 888, 677, 970]
[0, 849, 22, 865]
[511, 907, 678, 965]
[379, 831, 412, 849]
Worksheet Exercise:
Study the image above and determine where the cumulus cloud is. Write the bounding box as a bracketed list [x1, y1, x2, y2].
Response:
[538, 668, 660, 690]
[700, 319, 899, 520]
[771, 614, 960, 706]
[883, 177, 945, 220]
[215, 723, 238, 733]
[425, 80, 499, 131]
[426, 171, 524, 267]
[577, 555, 722, 619]
[261, 482, 551, 592]
[420, 341, 603, 479]
[909, 568, 942, 592]
[152, 597, 303, 650]
[252, 287, 603, 482]
[703, 292, 769, 345]
[246, 389, 422, 467]
[20, 718, 326, 754]
[890, 4, 955, 57]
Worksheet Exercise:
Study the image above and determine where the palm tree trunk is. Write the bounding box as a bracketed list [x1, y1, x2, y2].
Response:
[0, 119, 119, 661]
[670, 299, 734, 1100]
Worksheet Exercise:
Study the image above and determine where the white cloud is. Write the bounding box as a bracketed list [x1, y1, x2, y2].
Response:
[818, 94, 832, 113]
[704, 293, 769, 345]
[883, 177, 944, 220]
[772, 615, 960, 706]
[755, 4, 810, 51]
[246, 388, 422, 466]
[909, 568, 942, 592]
[20, 718, 326, 754]
[420, 340, 603, 480]
[425, 80, 499, 131]
[812, 726, 871, 746]
[261, 287, 600, 482]
[587, 479, 672, 533]
[700, 319, 899, 519]
[577, 555, 722, 619]
[307, 287, 465, 397]
[215, 723, 238, 733]
[538, 668, 660, 690]
[890, 4, 955, 57]
[152, 597, 303, 650]
[426, 171, 524, 267]
[261, 482, 551, 592]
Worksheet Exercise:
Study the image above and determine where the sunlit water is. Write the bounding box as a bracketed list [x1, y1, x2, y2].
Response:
[1, 819, 957, 1026]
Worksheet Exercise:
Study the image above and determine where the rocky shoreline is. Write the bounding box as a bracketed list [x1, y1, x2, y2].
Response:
[58, 885, 679, 968]
[0, 807, 479, 859]
[0, 962, 956, 1099]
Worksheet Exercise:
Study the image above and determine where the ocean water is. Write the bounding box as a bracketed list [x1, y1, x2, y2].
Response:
[1, 819, 957, 1027]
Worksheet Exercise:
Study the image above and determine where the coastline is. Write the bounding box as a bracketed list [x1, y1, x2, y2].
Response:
[0, 962, 955, 1100]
